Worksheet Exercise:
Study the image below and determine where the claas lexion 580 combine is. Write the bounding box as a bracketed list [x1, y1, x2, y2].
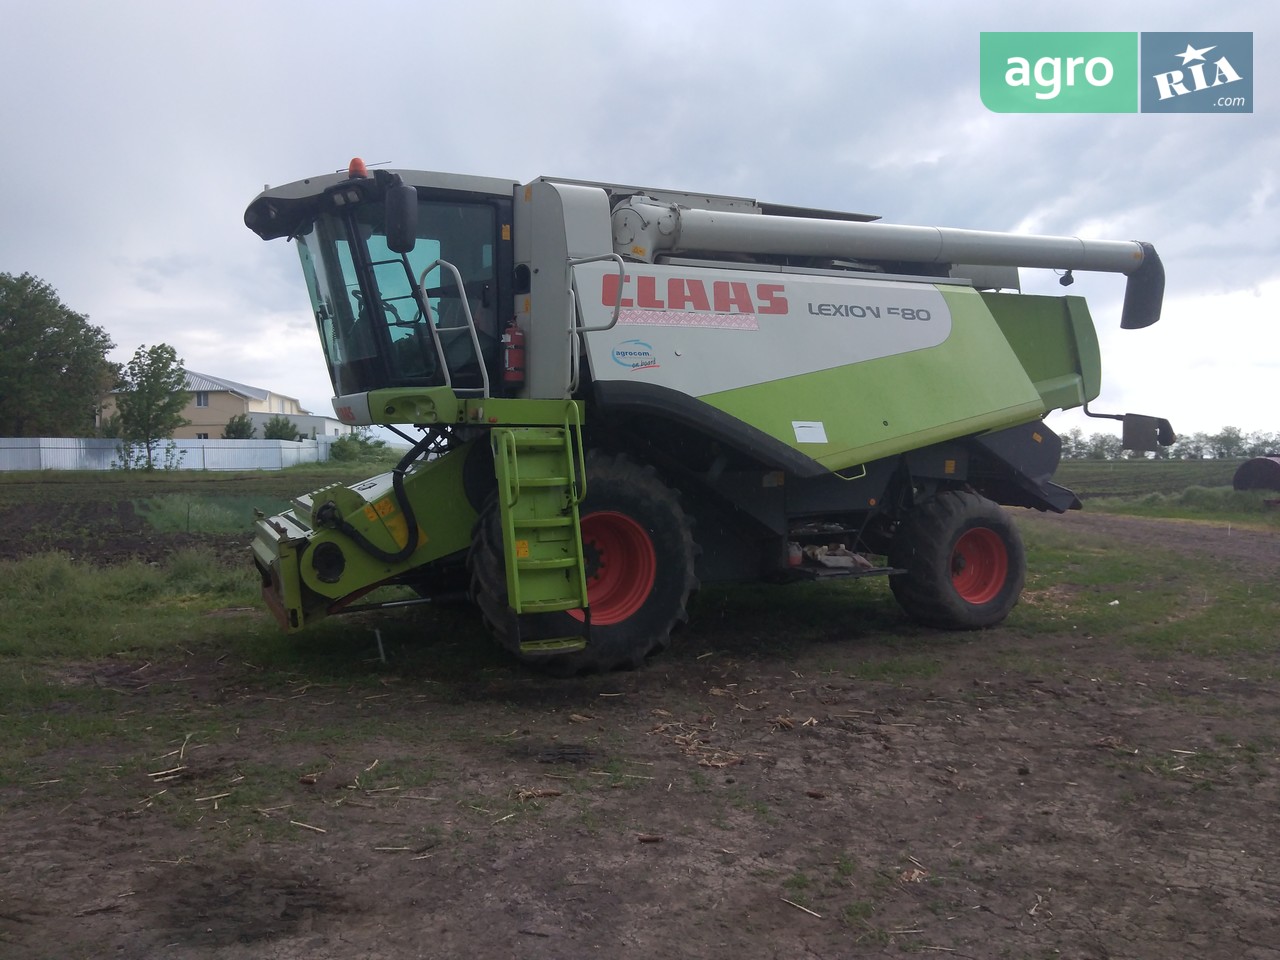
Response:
[243, 159, 1172, 673]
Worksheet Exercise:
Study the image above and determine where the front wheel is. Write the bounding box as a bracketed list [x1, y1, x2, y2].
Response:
[888, 490, 1025, 629]
[469, 452, 698, 673]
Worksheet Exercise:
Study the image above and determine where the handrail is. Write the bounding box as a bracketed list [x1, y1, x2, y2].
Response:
[567, 286, 581, 395]
[565, 253, 627, 396]
[563, 400, 586, 504]
[569, 253, 627, 333]
[416, 259, 491, 397]
[496, 430, 520, 508]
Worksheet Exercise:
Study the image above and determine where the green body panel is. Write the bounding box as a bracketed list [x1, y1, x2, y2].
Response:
[981, 293, 1102, 410]
[700, 286, 1048, 471]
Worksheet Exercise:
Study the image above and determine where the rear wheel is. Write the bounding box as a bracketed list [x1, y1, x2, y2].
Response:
[468, 452, 698, 673]
[888, 490, 1025, 629]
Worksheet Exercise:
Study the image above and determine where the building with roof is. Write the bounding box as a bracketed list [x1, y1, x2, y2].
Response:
[98, 370, 354, 441]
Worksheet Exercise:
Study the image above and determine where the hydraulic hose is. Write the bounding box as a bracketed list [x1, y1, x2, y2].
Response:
[314, 433, 435, 565]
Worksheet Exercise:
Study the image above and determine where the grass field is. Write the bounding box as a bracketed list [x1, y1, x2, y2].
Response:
[1055, 457, 1242, 497]
[1056, 459, 1280, 527]
[0, 457, 1269, 665]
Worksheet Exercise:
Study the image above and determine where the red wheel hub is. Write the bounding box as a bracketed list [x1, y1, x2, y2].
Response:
[570, 511, 656, 625]
[951, 527, 1008, 605]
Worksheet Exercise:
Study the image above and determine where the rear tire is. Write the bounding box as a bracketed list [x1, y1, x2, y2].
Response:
[888, 490, 1025, 629]
[468, 452, 698, 674]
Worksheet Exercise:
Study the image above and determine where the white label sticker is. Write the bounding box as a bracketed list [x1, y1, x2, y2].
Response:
[792, 421, 828, 444]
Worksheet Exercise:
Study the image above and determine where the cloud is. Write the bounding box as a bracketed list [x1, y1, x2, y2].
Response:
[1, 0, 1274, 431]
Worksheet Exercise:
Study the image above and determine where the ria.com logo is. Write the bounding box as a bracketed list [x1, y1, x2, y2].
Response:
[1141, 33, 1251, 112]
[980, 32, 1252, 113]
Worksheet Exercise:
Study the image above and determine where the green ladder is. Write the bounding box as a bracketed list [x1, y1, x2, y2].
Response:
[493, 407, 590, 655]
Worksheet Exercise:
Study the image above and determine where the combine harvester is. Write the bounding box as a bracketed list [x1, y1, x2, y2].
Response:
[244, 159, 1173, 673]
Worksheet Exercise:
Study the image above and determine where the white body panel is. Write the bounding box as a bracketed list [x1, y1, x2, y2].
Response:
[516, 180, 614, 399]
[331, 392, 373, 425]
[575, 261, 953, 397]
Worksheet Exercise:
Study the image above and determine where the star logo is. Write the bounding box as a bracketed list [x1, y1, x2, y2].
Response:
[1176, 43, 1216, 65]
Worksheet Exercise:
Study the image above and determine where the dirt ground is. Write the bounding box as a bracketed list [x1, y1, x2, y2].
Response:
[3, 505, 1279, 960]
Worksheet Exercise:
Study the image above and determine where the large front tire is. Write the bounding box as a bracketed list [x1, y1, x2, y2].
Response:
[469, 452, 698, 673]
[888, 490, 1025, 629]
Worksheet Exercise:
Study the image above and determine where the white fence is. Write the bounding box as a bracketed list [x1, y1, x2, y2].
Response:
[0, 437, 336, 472]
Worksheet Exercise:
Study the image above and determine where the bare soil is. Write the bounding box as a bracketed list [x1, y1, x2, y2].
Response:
[3, 505, 1279, 959]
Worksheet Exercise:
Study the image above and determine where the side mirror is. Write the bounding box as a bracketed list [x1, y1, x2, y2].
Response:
[384, 177, 418, 254]
[1121, 413, 1176, 452]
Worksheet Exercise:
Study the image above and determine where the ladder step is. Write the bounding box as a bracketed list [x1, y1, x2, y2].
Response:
[517, 556, 580, 571]
[514, 516, 574, 530]
[519, 597, 585, 612]
[519, 635, 588, 655]
[513, 476, 571, 487]
[510, 436, 566, 449]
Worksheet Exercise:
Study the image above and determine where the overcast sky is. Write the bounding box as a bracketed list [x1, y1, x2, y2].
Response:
[1, 1, 1273, 439]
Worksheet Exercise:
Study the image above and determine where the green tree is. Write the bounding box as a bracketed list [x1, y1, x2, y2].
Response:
[1244, 431, 1279, 457]
[0, 272, 118, 437]
[263, 414, 301, 441]
[1207, 426, 1246, 459]
[329, 429, 390, 462]
[115, 344, 190, 470]
[1059, 427, 1086, 460]
[1083, 432, 1123, 461]
[222, 413, 256, 439]
[1170, 432, 1210, 460]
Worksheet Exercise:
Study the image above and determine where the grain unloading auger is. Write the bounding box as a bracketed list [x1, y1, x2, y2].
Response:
[244, 160, 1173, 673]
[610, 196, 1166, 329]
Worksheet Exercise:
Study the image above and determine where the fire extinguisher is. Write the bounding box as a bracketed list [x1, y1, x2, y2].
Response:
[501, 319, 526, 387]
